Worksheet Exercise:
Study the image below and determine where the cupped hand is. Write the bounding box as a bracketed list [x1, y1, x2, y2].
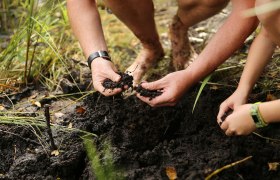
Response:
[217, 89, 248, 123]
[219, 104, 256, 136]
[91, 58, 122, 96]
[136, 70, 190, 107]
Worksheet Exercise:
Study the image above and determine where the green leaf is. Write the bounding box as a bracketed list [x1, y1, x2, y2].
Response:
[192, 74, 212, 113]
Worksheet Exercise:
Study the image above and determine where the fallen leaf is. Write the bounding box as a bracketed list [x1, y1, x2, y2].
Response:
[51, 150, 60, 156]
[166, 166, 177, 180]
[76, 106, 86, 114]
[198, 32, 208, 38]
[189, 37, 204, 43]
[0, 105, 5, 111]
[210, 85, 219, 90]
[53, 112, 65, 124]
[54, 112, 64, 119]
[195, 27, 206, 32]
[30, 93, 38, 99]
[266, 93, 277, 101]
[30, 100, 41, 107]
[268, 162, 280, 171]
[68, 123, 73, 129]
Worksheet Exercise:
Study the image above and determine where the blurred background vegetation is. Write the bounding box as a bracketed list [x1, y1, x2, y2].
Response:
[0, 0, 81, 90]
[0, 0, 279, 98]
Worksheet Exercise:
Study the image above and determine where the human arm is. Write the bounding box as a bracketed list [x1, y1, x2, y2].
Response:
[67, 0, 121, 96]
[137, 0, 259, 107]
[220, 100, 280, 136]
[217, 28, 276, 120]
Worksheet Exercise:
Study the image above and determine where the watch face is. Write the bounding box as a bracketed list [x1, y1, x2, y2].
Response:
[252, 114, 259, 123]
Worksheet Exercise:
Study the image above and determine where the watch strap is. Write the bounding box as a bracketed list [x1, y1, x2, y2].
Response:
[250, 102, 268, 128]
[87, 51, 111, 69]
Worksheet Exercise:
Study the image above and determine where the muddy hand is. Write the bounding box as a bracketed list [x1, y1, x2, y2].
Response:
[135, 84, 163, 101]
[91, 58, 122, 96]
[217, 90, 248, 125]
[220, 104, 257, 136]
[137, 70, 190, 107]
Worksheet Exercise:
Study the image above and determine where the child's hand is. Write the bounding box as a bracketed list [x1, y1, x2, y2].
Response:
[218, 104, 256, 136]
[217, 90, 248, 122]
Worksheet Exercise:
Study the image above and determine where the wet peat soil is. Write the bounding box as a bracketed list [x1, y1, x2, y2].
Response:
[1, 87, 280, 180]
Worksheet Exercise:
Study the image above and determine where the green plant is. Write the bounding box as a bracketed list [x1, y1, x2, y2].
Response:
[83, 137, 123, 180]
[192, 74, 212, 113]
[0, 0, 82, 90]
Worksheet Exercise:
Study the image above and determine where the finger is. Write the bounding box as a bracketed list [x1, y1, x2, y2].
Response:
[102, 88, 122, 96]
[107, 70, 121, 82]
[141, 80, 162, 91]
[220, 120, 228, 131]
[93, 80, 122, 96]
[136, 94, 159, 107]
[218, 120, 223, 127]
[225, 129, 235, 136]
[217, 102, 230, 121]
[137, 93, 176, 107]
[93, 82, 105, 94]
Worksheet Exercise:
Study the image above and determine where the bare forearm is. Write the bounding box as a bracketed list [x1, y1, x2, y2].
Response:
[67, 0, 107, 58]
[237, 29, 275, 94]
[259, 100, 280, 124]
[185, 0, 259, 84]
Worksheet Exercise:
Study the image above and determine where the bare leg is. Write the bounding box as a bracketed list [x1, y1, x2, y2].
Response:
[170, 0, 229, 70]
[104, 0, 164, 84]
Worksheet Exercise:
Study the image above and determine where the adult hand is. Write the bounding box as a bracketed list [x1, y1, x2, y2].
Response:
[91, 58, 122, 96]
[219, 104, 256, 136]
[136, 70, 190, 107]
[217, 89, 248, 122]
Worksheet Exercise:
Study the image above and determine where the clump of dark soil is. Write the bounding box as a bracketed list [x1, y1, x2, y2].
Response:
[1, 87, 280, 180]
[135, 85, 163, 100]
[102, 72, 133, 90]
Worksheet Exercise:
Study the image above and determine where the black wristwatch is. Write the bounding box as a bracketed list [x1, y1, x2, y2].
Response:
[87, 50, 111, 69]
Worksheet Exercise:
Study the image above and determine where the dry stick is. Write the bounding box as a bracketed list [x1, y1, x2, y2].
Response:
[28, 27, 42, 79]
[205, 156, 252, 180]
[44, 104, 57, 151]
[0, 83, 19, 91]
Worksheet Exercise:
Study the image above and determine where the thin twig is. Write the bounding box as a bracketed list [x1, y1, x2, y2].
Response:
[253, 132, 280, 143]
[205, 156, 252, 180]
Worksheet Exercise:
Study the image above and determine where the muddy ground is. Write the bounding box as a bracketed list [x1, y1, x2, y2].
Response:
[1, 1, 280, 180]
[1, 86, 280, 180]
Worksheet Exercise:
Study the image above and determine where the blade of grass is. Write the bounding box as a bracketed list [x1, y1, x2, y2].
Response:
[192, 74, 212, 113]
[83, 137, 106, 179]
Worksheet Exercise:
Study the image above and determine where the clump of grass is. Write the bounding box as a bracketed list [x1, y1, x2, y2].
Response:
[0, 0, 82, 90]
[83, 137, 123, 180]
